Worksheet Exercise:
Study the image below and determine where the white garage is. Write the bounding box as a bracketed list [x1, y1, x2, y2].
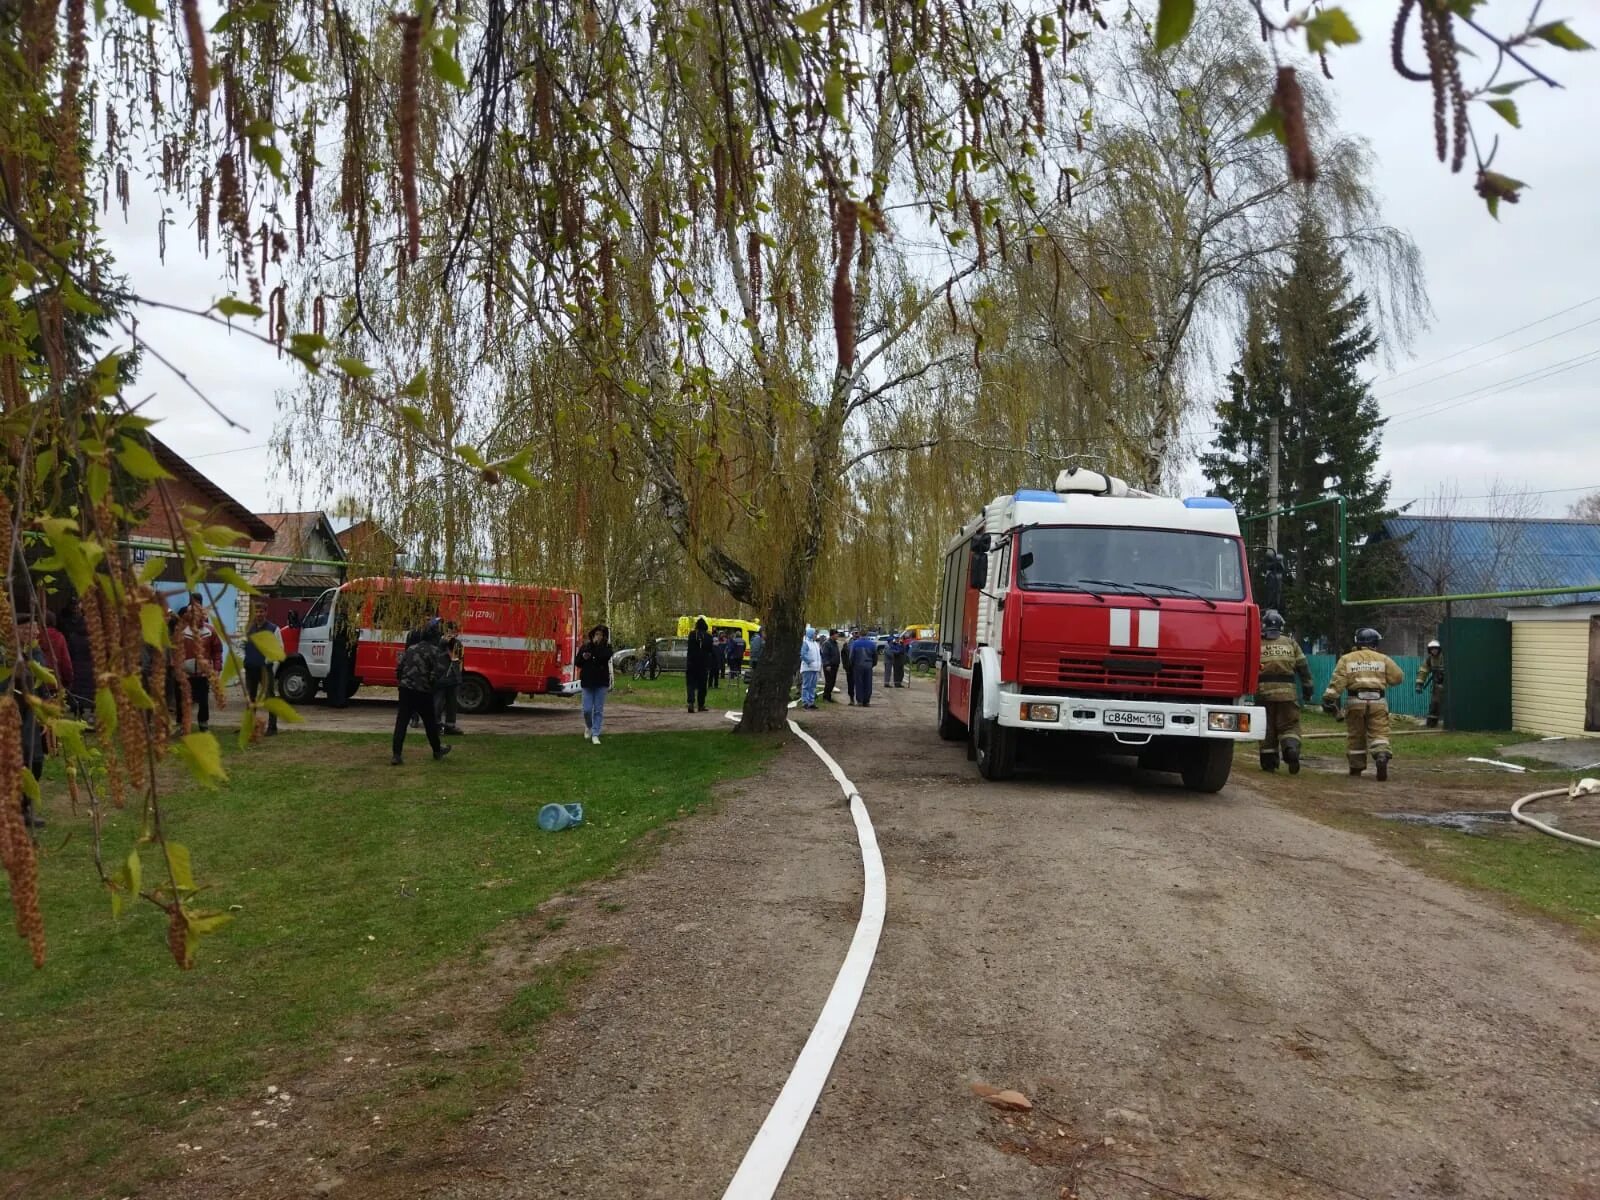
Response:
[1507, 604, 1600, 737]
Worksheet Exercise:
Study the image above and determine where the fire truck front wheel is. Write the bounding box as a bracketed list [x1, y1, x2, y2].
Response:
[970, 674, 1017, 781]
[276, 661, 315, 704]
[1180, 740, 1234, 794]
[454, 673, 494, 715]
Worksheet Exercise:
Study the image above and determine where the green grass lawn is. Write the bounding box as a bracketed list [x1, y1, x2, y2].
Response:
[608, 672, 753, 710]
[1, 728, 774, 1196]
[1289, 709, 1542, 762]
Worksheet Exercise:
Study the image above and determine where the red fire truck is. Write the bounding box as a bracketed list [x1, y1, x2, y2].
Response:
[276, 577, 582, 713]
[936, 468, 1264, 791]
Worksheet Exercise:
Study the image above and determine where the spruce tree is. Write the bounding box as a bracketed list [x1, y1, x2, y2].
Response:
[1201, 222, 1397, 647]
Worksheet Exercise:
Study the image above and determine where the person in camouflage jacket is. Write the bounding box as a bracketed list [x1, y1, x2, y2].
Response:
[1256, 610, 1312, 774]
[1323, 628, 1404, 781]
[392, 620, 453, 766]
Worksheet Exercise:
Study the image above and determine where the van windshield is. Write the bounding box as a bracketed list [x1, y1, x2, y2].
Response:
[1016, 527, 1246, 601]
[302, 591, 335, 629]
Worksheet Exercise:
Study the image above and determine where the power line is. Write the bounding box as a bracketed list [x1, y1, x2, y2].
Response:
[1374, 293, 1600, 386]
[187, 443, 271, 459]
[1390, 482, 1600, 504]
[1388, 346, 1600, 426]
[1376, 313, 1600, 403]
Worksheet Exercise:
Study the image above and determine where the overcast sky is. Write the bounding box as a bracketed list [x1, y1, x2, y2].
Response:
[107, 0, 1599, 521]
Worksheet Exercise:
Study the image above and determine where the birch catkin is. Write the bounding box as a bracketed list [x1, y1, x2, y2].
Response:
[396, 14, 422, 263]
[832, 200, 857, 370]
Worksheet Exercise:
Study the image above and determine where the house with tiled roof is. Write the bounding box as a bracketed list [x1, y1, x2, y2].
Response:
[247, 511, 347, 627]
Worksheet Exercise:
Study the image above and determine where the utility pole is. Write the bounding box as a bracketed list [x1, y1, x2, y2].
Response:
[1265, 414, 1281, 553]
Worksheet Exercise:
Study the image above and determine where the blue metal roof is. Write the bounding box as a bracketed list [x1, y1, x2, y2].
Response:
[1380, 516, 1600, 605]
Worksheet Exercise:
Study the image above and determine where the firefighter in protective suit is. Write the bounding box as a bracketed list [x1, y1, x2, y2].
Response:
[1415, 639, 1445, 727]
[1323, 628, 1405, 780]
[1256, 610, 1312, 774]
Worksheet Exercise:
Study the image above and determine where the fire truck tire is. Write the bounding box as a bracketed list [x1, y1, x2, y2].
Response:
[492, 689, 518, 709]
[1180, 741, 1234, 794]
[455, 673, 494, 715]
[970, 673, 1016, 781]
[276, 661, 315, 704]
[937, 669, 966, 741]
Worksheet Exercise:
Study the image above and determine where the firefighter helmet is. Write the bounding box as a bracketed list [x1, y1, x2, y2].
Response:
[1262, 609, 1285, 638]
[1427, 639, 1441, 650]
[1354, 627, 1382, 648]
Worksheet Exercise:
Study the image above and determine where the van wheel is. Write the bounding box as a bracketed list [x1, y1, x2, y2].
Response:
[492, 689, 518, 710]
[937, 668, 966, 741]
[277, 661, 315, 704]
[456, 674, 493, 715]
[1180, 741, 1234, 793]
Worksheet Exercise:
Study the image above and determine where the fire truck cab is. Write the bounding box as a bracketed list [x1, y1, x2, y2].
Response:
[937, 468, 1264, 792]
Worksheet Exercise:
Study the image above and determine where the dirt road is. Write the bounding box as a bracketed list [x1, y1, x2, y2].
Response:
[188, 683, 1600, 1199]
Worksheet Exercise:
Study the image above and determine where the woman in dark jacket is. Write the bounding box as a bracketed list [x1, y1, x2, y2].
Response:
[574, 624, 614, 745]
[59, 596, 95, 717]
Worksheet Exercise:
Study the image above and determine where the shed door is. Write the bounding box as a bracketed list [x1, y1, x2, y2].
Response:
[1588, 617, 1599, 733]
[1511, 619, 1589, 737]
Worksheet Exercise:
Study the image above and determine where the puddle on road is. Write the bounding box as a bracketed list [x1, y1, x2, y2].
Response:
[1377, 810, 1516, 835]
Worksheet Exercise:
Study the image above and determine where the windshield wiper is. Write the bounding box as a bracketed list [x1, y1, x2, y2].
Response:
[1080, 578, 1162, 606]
[1132, 580, 1218, 610]
[1023, 581, 1107, 603]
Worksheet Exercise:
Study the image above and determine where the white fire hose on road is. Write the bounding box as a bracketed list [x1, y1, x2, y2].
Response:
[1510, 780, 1600, 850]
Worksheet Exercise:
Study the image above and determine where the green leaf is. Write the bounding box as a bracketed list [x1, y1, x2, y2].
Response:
[138, 555, 168, 584]
[117, 437, 172, 480]
[455, 443, 487, 469]
[185, 910, 233, 935]
[121, 672, 155, 710]
[47, 718, 91, 761]
[399, 369, 428, 398]
[215, 296, 265, 319]
[213, 565, 259, 595]
[335, 356, 375, 379]
[126, 848, 142, 902]
[1245, 106, 1286, 143]
[1488, 80, 1530, 95]
[86, 461, 110, 505]
[1530, 21, 1592, 51]
[123, 0, 160, 18]
[823, 70, 845, 122]
[19, 768, 39, 806]
[250, 141, 285, 178]
[1302, 8, 1360, 54]
[95, 684, 119, 739]
[1153, 0, 1194, 51]
[165, 842, 196, 893]
[250, 630, 286, 662]
[263, 698, 304, 724]
[175, 732, 228, 788]
[430, 45, 468, 89]
[1486, 98, 1520, 128]
[140, 602, 171, 650]
[399, 404, 429, 432]
[794, 0, 833, 35]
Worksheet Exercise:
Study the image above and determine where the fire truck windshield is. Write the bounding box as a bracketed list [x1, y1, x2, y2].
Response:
[1015, 526, 1246, 601]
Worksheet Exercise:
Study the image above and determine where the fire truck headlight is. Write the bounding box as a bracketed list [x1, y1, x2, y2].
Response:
[1020, 703, 1060, 723]
[1208, 711, 1247, 732]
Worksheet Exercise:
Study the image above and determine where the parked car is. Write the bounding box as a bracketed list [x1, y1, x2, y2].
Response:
[653, 636, 689, 672]
[908, 639, 940, 668]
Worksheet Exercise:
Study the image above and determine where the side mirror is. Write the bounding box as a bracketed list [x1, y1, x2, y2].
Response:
[1018, 551, 1034, 573]
[968, 551, 988, 590]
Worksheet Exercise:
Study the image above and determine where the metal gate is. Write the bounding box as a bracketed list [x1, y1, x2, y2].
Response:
[1441, 616, 1511, 731]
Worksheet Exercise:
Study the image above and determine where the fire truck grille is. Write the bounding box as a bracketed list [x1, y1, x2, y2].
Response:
[1047, 655, 1208, 693]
